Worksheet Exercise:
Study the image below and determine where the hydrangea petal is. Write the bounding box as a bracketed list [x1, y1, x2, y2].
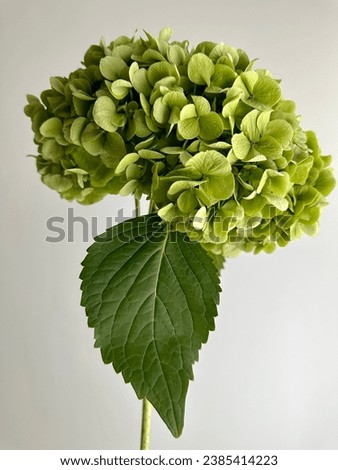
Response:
[187, 53, 215, 86]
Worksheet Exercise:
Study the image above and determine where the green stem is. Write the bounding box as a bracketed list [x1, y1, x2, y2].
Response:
[140, 398, 152, 450]
[135, 197, 140, 217]
[148, 199, 155, 213]
[134, 196, 152, 450]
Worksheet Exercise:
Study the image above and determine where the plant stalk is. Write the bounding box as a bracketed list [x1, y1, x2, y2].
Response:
[134, 197, 140, 218]
[134, 196, 152, 450]
[148, 199, 155, 213]
[140, 398, 152, 450]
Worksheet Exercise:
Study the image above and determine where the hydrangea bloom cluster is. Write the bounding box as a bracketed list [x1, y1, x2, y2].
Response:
[25, 28, 335, 261]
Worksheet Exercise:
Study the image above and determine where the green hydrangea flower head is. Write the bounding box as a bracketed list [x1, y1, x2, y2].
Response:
[25, 27, 335, 264]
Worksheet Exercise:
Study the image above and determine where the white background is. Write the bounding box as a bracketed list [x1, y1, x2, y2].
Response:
[1, 0, 337, 450]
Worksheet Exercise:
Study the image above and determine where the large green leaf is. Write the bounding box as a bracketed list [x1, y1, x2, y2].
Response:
[80, 215, 220, 437]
